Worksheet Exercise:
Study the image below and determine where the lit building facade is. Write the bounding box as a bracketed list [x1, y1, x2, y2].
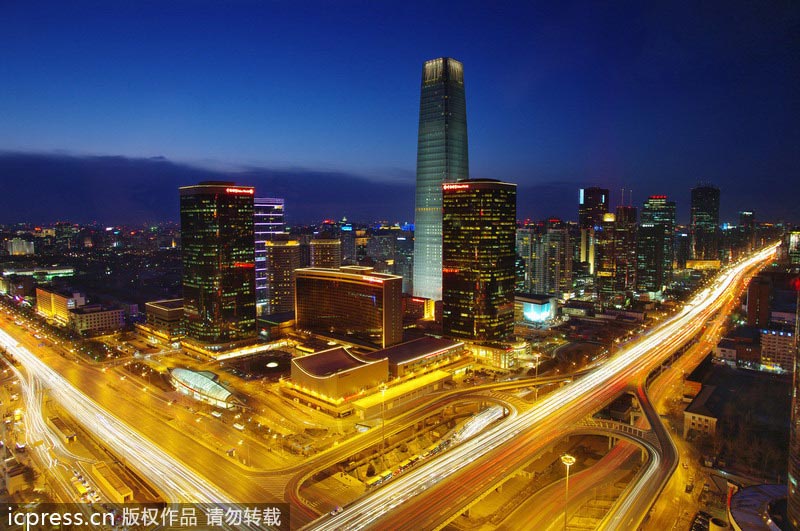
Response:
[594, 213, 617, 300]
[69, 305, 125, 335]
[180, 182, 256, 344]
[613, 205, 638, 294]
[442, 179, 516, 342]
[533, 218, 573, 298]
[294, 266, 403, 348]
[578, 187, 609, 273]
[690, 184, 720, 261]
[255, 197, 285, 318]
[788, 230, 800, 266]
[310, 239, 342, 269]
[515, 293, 556, 324]
[264, 238, 301, 315]
[637, 195, 676, 293]
[36, 287, 86, 324]
[413, 57, 469, 301]
[6, 238, 34, 256]
[142, 299, 185, 342]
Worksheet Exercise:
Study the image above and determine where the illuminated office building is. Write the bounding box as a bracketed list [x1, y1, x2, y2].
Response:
[294, 266, 403, 348]
[613, 206, 638, 294]
[594, 213, 617, 300]
[637, 195, 676, 293]
[264, 238, 301, 315]
[690, 184, 720, 260]
[310, 238, 342, 269]
[533, 218, 573, 298]
[413, 57, 469, 301]
[578, 187, 609, 273]
[255, 197, 285, 318]
[180, 182, 256, 344]
[442, 180, 516, 342]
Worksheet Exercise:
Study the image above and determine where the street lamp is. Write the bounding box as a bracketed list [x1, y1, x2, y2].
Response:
[561, 453, 576, 531]
[533, 352, 542, 401]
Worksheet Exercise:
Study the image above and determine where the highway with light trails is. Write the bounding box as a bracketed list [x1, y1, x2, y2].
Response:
[0, 328, 235, 505]
[306, 244, 777, 531]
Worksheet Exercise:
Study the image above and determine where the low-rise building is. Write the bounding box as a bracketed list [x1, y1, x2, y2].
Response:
[364, 337, 466, 378]
[36, 287, 86, 324]
[290, 347, 387, 404]
[515, 293, 557, 324]
[140, 298, 185, 343]
[713, 338, 738, 367]
[683, 384, 718, 439]
[170, 368, 241, 409]
[760, 327, 795, 373]
[68, 305, 124, 335]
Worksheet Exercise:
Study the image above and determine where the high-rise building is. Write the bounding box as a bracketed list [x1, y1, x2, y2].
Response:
[786, 279, 800, 530]
[578, 187, 609, 273]
[746, 274, 772, 327]
[255, 197, 285, 318]
[442, 180, 516, 342]
[532, 218, 573, 298]
[310, 239, 342, 269]
[294, 266, 403, 348]
[690, 184, 720, 260]
[516, 227, 535, 293]
[613, 206, 638, 294]
[180, 182, 256, 344]
[594, 213, 617, 300]
[788, 230, 800, 266]
[636, 223, 666, 293]
[637, 195, 676, 293]
[264, 238, 301, 315]
[340, 223, 357, 264]
[738, 211, 755, 253]
[413, 57, 469, 301]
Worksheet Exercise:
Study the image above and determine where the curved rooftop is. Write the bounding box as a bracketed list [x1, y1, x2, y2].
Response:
[171, 368, 233, 403]
[293, 347, 383, 378]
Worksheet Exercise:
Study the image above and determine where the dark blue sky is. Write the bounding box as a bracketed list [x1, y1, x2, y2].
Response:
[0, 1, 798, 224]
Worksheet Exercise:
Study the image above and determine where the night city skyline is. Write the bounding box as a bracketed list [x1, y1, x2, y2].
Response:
[1, 4, 800, 531]
[1, 1, 798, 225]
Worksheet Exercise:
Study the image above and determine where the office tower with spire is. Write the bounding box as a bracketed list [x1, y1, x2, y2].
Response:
[413, 57, 469, 301]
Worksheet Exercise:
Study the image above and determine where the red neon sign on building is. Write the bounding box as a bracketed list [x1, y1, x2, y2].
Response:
[226, 187, 254, 195]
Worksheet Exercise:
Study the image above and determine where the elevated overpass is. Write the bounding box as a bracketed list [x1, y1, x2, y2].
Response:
[304, 244, 776, 531]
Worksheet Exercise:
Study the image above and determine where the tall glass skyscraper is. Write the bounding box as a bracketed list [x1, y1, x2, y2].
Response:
[413, 57, 469, 301]
[180, 182, 256, 344]
[578, 187, 609, 272]
[442, 180, 516, 342]
[637, 195, 676, 293]
[255, 197, 285, 318]
[690, 184, 721, 261]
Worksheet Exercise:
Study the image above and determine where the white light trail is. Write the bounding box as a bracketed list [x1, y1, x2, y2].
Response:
[0, 329, 232, 504]
[308, 245, 777, 531]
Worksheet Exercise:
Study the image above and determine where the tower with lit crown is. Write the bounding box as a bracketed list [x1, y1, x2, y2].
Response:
[413, 57, 469, 301]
